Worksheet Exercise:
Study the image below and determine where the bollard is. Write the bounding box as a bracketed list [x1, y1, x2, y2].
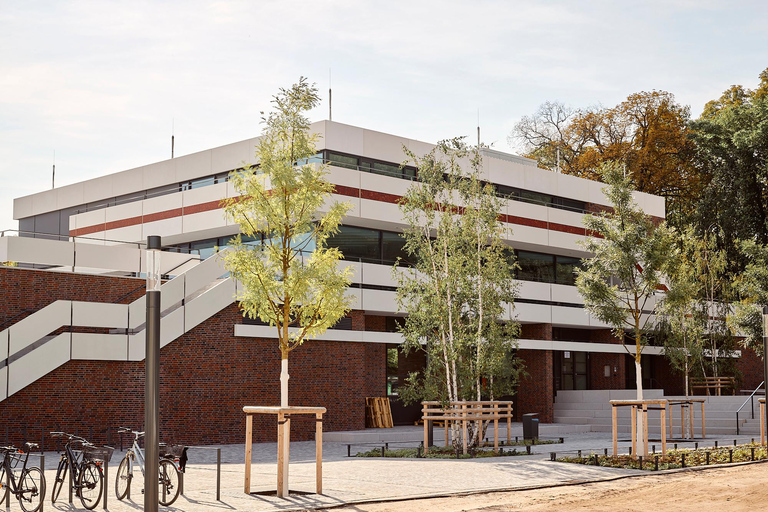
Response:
[652, 445, 655, 454]
[695, 442, 698, 450]
[550, 452, 556, 461]
[706, 451, 710, 465]
[593, 455, 599, 466]
[734, 439, 737, 447]
[385, 443, 389, 451]
[526, 445, 531, 455]
[559, 437, 564, 443]
[674, 443, 678, 450]
[578, 450, 582, 459]
[638, 456, 643, 470]
[381, 446, 385, 457]
[715, 441, 719, 448]
[69, 455, 74, 504]
[103, 456, 108, 510]
[753, 438, 756, 445]
[604, 448, 608, 456]
[417, 446, 422, 458]
[681, 453, 686, 468]
[216, 448, 221, 501]
[729, 449, 733, 463]
[347, 445, 351, 457]
[654, 455, 659, 471]
[752, 447, 756, 461]
[5, 464, 10, 509]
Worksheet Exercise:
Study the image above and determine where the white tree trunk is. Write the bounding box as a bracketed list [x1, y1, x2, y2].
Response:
[281, 358, 290, 407]
[635, 359, 647, 457]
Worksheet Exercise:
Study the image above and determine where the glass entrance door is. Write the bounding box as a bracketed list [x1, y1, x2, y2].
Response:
[561, 351, 589, 390]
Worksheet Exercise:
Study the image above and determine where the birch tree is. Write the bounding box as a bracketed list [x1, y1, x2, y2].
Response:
[396, 138, 522, 452]
[221, 78, 353, 407]
[576, 161, 675, 456]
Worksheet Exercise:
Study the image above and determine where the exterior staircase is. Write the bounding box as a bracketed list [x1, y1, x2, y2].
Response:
[554, 389, 761, 437]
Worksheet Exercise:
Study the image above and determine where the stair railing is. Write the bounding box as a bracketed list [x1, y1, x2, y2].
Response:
[736, 381, 765, 434]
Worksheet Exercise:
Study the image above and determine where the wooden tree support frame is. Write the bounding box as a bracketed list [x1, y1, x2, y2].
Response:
[610, 399, 667, 457]
[365, 397, 394, 428]
[243, 406, 326, 498]
[422, 401, 514, 455]
[760, 398, 766, 446]
[667, 398, 706, 440]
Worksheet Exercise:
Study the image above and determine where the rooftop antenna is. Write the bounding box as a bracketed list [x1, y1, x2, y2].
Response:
[329, 68, 332, 121]
[52, 150, 56, 189]
[477, 108, 480, 148]
[171, 118, 175, 159]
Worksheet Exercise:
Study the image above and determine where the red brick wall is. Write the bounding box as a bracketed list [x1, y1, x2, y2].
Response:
[588, 329, 626, 389]
[516, 349, 554, 422]
[0, 267, 386, 447]
[737, 348, 763, 392]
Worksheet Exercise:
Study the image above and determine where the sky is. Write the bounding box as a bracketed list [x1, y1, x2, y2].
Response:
[1, 0, 767, 230]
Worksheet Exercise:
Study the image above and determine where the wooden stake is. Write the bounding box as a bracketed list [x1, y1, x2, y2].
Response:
[315, 414, 323, 494]
[244, 414, 253, 494]
[612, 405, 618, 456]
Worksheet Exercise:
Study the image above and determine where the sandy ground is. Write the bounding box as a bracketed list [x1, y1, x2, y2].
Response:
[331, 461, 768, 512]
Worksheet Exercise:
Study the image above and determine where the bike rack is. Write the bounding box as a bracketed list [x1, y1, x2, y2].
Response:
[185, 446, 222, 501]
[3, 451, 44, 511]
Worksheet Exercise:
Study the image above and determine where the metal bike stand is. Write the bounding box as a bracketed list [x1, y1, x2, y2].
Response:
[102, 458, 108, 510]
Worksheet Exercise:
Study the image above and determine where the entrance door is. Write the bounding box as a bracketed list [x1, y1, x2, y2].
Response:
[561, 351, 589, 390]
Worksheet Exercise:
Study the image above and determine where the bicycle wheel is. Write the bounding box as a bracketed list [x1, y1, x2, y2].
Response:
[18, 467, 45, 512]
[115, 456, 131, 500]
[51, 458, 68, 504]
[77, 461, 103, 510]
[158, 459, 180, 506]
[0, 464, 8, 504]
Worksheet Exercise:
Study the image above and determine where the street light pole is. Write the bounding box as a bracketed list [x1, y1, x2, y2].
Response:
[145, 235, 161, 512]
[763, 306, 768, 446]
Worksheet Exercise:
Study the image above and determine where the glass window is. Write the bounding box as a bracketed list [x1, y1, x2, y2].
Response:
[553, 197, 586, 212]
[327, 225, 381, 263]
[381, 231, 406, 263]
[495, 185, 517, 199]
[372, 162, 402, 178]
[404, 167, 417, 180]
[191, 239, 217, 260]
[517, 251, 555, 283]
[386, 346, 399, 396]
[518, 190, 552, 206]
[327, 152, 358, 170]
[190, 176, 215, 189]
[555, 256, 582, 286]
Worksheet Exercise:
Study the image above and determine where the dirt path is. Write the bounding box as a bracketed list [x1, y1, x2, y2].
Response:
[330, 461, 768, 512]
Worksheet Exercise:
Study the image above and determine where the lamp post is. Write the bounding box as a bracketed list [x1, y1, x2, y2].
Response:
[145, 235, 161, 512]
[763, 306, 768, 446]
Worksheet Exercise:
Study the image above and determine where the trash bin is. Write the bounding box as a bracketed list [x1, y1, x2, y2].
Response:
[522, 413, 539, 441]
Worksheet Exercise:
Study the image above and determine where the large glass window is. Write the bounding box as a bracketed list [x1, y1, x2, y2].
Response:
[328, 225, 380, 262]
[327, 152, 358, 170]
[517, 251, 555, 283]
[555, 256, 581, 285]
[381, 231, 407, 263]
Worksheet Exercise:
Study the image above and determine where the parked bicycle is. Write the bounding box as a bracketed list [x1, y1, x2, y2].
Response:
[50, 432, 111, 510]
[0, 443, 46, 512]
[114, 427, 183, 506]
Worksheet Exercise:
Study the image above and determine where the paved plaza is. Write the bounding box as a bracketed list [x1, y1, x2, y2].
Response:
[29, 423, 764, 512]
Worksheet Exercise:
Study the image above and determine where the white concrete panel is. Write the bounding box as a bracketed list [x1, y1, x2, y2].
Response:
[128, 331, 145, 361]
[82, 176, 115, 204]
[360, 262, 397, 287]
[548, 231, 584, 252]
[522, 167, 559, 195]
[547, 208, 585, 228]
[8, 300, 70, 357]
[5, 237, 75, 268]
[143, 192, 182, 216]
[105, 201, 143, 223]
[0, 366, 6, 399]
[30, 189, 58, 216]
[512, 303, 551, 323]
[486, 159, 525, 189]
[359, 173, 410, 197]
[507, 200, 549, 222]
[324, 121, 365, 157]
[141, 217, 183, 240]
[361, 289, 397, 312]
[104, 226, 143, 244]
[551, 284, 583, 304]
[551, 306, 591, 326]
[72, 302, 128, 329]
[161, 276, 185, 311]
[359, 199, 403, 226]
[344, 288, 362, 310]
[182, 210, 227, 235]
[517, 281, 551, 302]
[589, 314, 612, 328]
[184, 278, 236, 332]
[362, 129, 412, 164]
[57, 183, 85, 211]
[128, 295, 147, 329]
[12, 195, 33, 220]
[554, 173, 591, 203]
[507, 224, 549, 247]
[7, 333, 70, 397]
[0, 330, 7, 359]
[182, 182, 227, 208]
[73, 209, 106, 232]
[183, 251, 230, 296]
[326, 166, 362, 189]
[332, 193, 361, 218]
[72, 333, 128, 360]
[587, 182, 609, 207]
[161, 308, 185, 348]
[212, 140, 252, 174]
[112, 167, 145, 197]
[74, 242, 141, 273]
[174, 151, 213, 182]
[142, 160, 176, 190]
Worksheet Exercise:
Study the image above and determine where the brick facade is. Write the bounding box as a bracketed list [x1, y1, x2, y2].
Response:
[516, 349, 554, 423]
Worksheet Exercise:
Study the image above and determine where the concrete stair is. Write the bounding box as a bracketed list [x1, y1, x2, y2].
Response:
[554, 390, 760, 436]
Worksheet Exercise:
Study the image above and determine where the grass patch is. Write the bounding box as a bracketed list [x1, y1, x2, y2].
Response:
[557, 443, 768, 470]
[355, 445, 532, 459]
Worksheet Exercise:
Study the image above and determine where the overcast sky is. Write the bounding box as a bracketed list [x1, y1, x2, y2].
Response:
[1, 0, 767, 231]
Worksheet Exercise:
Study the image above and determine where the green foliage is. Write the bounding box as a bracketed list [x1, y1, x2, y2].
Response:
[220, 78, 353, 359]
[395, 138, 522, 411]
[576, 161, 677, 365]
[730, 239, 768, 357]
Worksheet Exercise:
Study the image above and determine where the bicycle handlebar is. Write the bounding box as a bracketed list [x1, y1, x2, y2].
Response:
[117, 427, 144, 438]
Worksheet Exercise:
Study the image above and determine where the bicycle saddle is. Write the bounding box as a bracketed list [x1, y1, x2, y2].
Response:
[24, 442, 38, 451]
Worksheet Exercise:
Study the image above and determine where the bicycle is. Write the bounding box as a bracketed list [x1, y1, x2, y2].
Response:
[50, 432, 111, 510]
[114, 427, 182, 506]
[0, 443, 46, 512]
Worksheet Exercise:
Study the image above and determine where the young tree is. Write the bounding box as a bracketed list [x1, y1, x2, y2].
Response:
[396, 138, 522, 451]
[221, 78, 353, 408]
[576, 161, 676, 456]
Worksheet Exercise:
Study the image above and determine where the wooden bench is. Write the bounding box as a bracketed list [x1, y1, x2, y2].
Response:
[691, 376, 736, 396]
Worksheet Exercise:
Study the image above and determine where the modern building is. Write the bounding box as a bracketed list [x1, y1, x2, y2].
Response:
[1, 120, 759, 445]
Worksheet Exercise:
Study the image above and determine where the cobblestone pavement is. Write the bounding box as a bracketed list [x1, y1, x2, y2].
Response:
[31, 426, 753, 512]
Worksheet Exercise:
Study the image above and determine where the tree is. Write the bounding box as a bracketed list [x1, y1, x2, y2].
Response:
[688, 68, 768, 270]
[511, 91, 698, 227]
[657, 228, 733, 395]
[576, 161, 676, 456]
[396, 138, 522, 452]
[729, 240, 768, 357]
[221, 78, 353, 408]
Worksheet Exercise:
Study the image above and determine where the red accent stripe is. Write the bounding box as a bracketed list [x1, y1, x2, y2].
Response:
[69, 186, 631, 240]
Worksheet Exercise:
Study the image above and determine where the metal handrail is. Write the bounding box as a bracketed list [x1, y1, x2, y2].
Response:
[736, 381, 764, 434]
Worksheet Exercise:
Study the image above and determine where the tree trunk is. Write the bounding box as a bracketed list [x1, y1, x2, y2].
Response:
[635, 358, 647, 457]
[280, 356, 289, 407]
